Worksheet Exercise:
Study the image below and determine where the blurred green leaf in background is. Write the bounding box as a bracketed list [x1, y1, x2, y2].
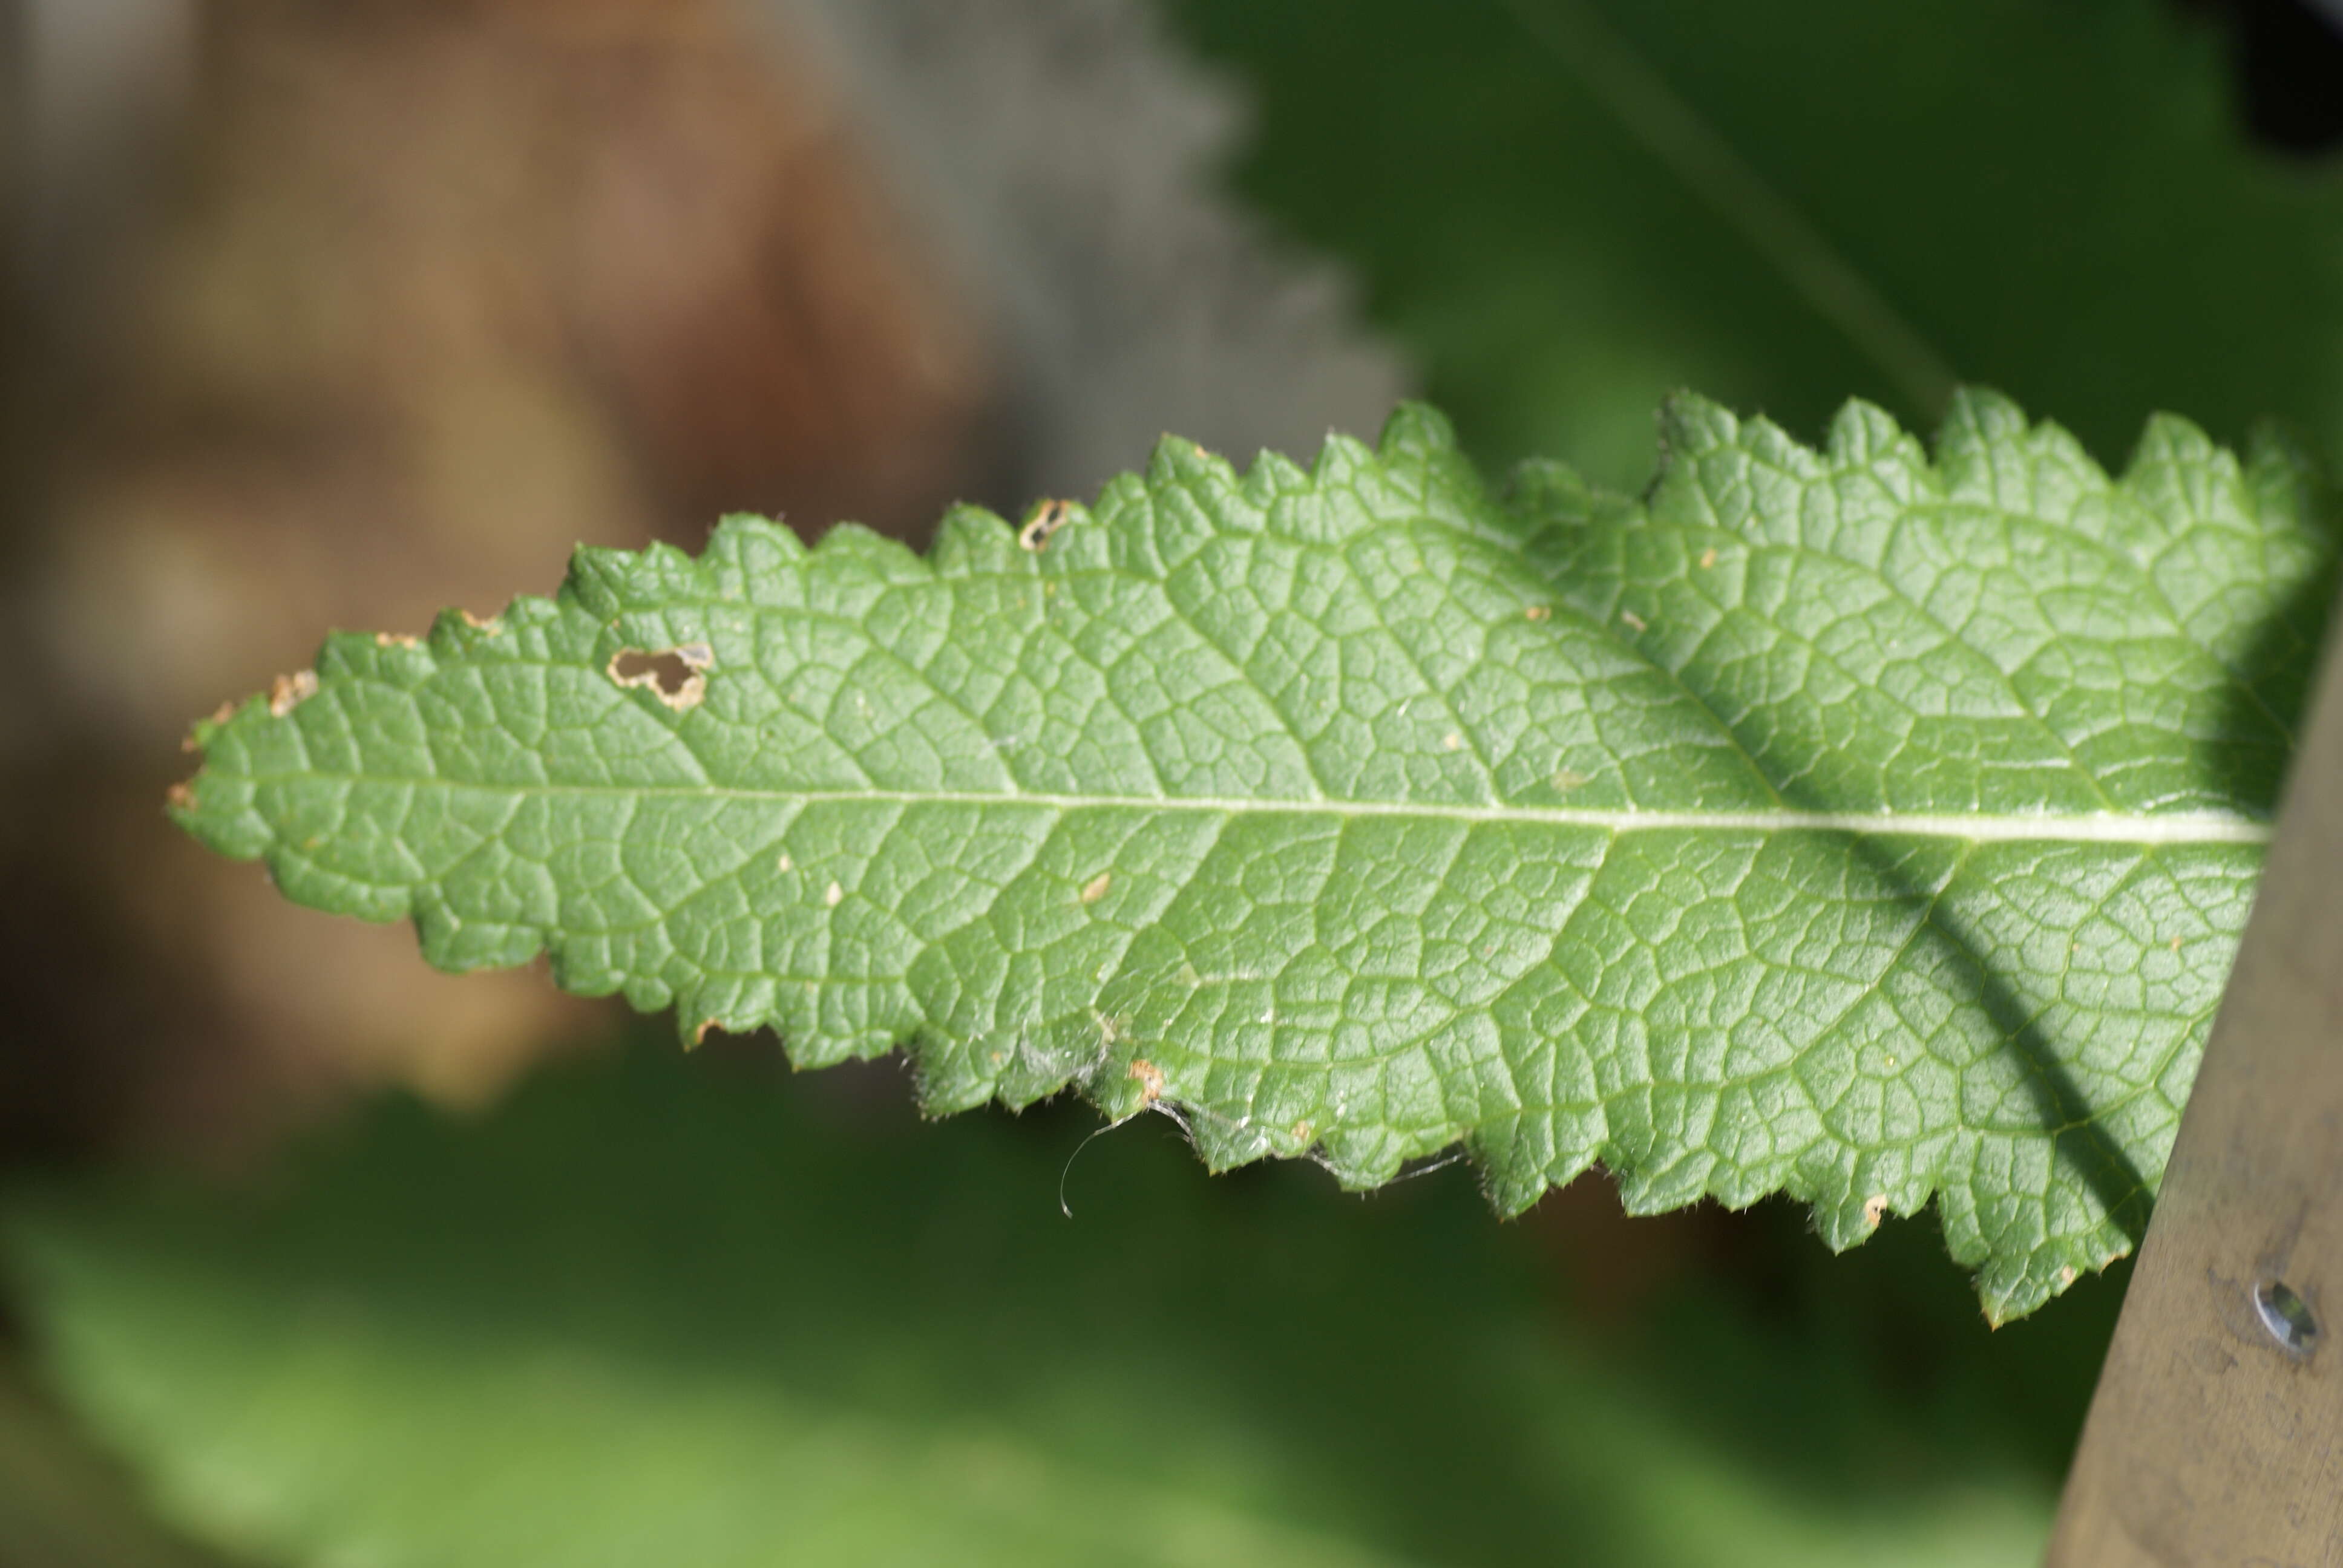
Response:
[10, 1045, 2116, 1568]
[1171, 0, 2343, 485]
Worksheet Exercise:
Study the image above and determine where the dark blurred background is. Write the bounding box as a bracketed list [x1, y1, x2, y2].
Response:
[0, 1, 2338, 1562]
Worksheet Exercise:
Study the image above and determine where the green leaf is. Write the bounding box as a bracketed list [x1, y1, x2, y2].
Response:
[174, 394, 2335, 1321]
[1170, 0, 2343, 486]
[6, 1048, 2086, 1567]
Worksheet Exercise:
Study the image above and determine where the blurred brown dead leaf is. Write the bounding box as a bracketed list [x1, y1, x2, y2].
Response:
[5, 0, 1002, 1162]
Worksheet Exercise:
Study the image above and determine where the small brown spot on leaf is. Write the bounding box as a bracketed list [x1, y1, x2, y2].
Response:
[165, 780, 195, 812]
[1129, 1058, 1165, 1104]
[1443, 731, 1464, 752]
[1552, 767, 1591, 791]
[1864, 1194, 1890, 1228]
[693, 1019, 718, 1047]
[375, 631, 421, 649]
[1080, 872, 1112, 905]
[1524, 604, 1551, 622]
[2059, 1265, 2079, 1288]
[608, 642, 714, 711]
[267, 670, 320, 717]
[1019, 498, 1074, 552]
[824, 880, 845, 908]
[1698, 547, 1718, 570]
[460, 609, 503, 635]
[1291, 1119, 1314, 1143]
[2170, 935, 2183, 953]
[1619, 609, 1648, 633]
[776, 853, 793, 873]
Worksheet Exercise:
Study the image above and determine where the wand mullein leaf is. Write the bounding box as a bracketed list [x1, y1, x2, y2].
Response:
[175, 393, 2335, 1320]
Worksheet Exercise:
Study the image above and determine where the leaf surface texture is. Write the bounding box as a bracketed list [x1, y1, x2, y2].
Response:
[177, 395, 2335, 1318]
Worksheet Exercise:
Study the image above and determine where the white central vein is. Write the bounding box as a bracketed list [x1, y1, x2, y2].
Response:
[726, 791, 2273, 843]
[310, 776, 2273, 843]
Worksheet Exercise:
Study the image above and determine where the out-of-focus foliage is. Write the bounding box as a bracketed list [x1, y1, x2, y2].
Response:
[1172, 0, 2343, 485]
[8, 1045, 2103, 1567]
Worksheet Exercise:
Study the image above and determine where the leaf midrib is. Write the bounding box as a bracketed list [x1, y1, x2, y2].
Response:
[231, 772, 2273, 844]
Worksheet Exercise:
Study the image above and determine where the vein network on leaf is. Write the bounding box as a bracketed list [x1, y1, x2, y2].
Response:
[172, 391, 2338, 1322]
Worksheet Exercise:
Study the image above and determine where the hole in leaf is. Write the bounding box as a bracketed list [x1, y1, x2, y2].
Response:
[1019, 499, 1073, 552]
[607, 643, 713, 711]
[2254, 1276, 2319, 1354]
